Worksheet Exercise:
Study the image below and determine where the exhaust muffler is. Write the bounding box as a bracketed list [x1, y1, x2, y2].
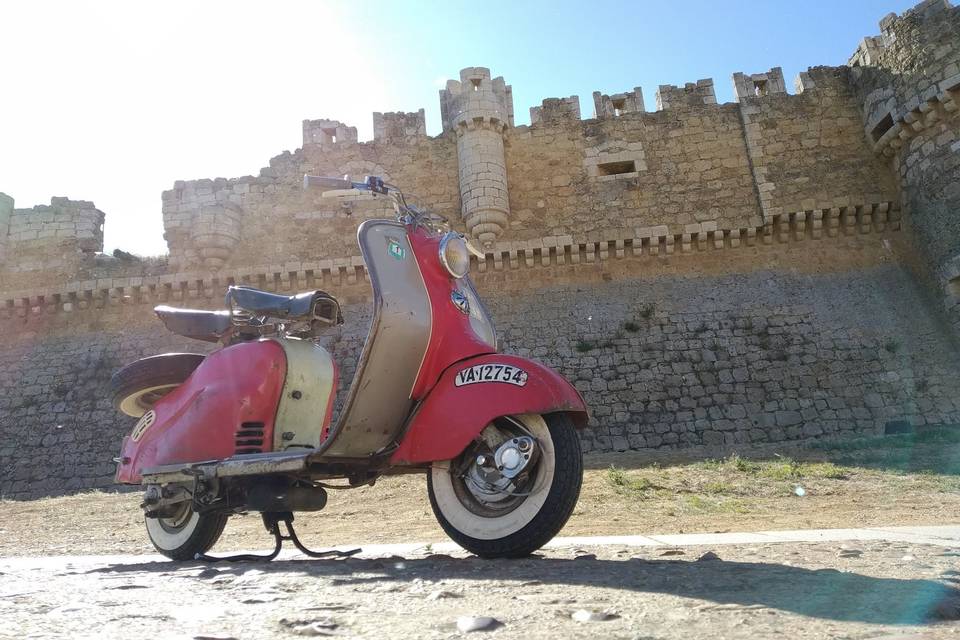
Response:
[245, 484, 328, 512]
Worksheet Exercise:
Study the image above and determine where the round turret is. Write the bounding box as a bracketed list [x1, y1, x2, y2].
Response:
[440, 67, 515, 248]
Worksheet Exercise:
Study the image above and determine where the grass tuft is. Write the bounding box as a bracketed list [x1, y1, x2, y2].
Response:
[606, 466, 655, 496]
[695, 455, 847, 480]
[702, 481, 736, 495]
[575, 340, 595, 353]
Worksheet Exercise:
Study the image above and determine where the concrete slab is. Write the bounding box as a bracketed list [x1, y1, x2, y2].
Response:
[645, 532, 779, 546]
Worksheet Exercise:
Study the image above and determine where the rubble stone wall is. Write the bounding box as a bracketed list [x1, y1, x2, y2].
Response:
[3, 231, 959, 499]
[491, 257, 960, 455]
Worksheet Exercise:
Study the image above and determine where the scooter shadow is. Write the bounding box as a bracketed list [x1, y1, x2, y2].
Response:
[90, 552, 960, 625]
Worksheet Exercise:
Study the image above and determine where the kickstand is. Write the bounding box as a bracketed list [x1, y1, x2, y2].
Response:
[195, 512, 362, 563]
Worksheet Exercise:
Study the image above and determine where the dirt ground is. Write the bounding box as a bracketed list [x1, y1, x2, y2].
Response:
[2, 539, 959, 639]
[1, 431, 958, 557]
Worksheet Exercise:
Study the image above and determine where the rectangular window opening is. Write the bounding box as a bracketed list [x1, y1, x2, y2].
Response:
[612, 98, 626, 117]
[870, 113, 894, 142]
[597, 160, 636, 176]
[753, 80, 768, 97]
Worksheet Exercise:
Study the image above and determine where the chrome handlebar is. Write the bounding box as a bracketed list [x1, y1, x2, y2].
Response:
[303, 174, 388, 195]
[302, 175, 355, 191]
[303, 174, 449, 231]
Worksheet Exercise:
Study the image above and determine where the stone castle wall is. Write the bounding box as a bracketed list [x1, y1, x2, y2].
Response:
[847, 0, 960, 333]
[4, 230, 960, 497]
[156, 63, 896, 272]
[1, 0, 959, 499]
[0, 196, 105, 291]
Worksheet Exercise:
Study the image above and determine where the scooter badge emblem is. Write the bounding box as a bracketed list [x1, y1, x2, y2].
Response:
[387, 237, 406, 260]
[455, 364, 528, 387]
[131, 409, 157, 442]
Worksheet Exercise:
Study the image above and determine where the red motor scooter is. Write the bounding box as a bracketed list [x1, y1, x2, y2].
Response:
[111, 175, 587, 561]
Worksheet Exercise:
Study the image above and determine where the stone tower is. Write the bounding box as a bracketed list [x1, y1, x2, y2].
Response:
[0, 193, 12, 266]
[440, 67, 515, 248]
[848, 0, 960, 333]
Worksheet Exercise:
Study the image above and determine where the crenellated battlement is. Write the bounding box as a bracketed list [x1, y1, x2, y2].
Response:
[592, 87, 645, 118]
[880, 0, 953, 30]
[373, 109, 427, 142]
[439, 67, 515, 132]
[732, 67, 787, 102]
[302, 119, 358, 147]
[530, 96, 581, 125]
[654, 79, 717, 111]
[849, 36, 885, 68]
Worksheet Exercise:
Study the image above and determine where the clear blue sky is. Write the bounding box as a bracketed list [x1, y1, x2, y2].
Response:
[0, 0, 919, 256]
[344, 0, 918, 126]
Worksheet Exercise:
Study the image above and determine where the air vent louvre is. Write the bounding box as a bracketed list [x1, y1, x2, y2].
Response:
[235, 421, 265, 455]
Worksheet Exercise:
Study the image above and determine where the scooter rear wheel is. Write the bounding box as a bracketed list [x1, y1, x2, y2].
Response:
[427, 412, 582, 558]
[145, 502, 228, 561]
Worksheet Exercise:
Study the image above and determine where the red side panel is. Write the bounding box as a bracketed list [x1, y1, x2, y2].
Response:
[390, 354, 588, 465]
[115, 340, 286, 484]
[407, 228, 496, 400]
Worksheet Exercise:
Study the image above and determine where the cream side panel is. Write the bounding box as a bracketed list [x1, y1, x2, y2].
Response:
[319, 220, 432, 458]
[272, 338, 337, 450]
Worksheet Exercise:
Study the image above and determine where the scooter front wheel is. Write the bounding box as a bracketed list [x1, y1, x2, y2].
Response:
[145, 502, 228, 561]
[427, 412, 582, 558]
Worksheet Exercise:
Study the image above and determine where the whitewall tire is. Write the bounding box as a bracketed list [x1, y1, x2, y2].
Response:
[428, 413, 583, 558]
[144, 502, 228, 561]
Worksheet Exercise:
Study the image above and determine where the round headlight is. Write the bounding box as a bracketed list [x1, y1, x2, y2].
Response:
[439, 232, 470, 279]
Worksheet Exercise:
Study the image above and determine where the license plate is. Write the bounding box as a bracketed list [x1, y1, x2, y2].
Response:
[455, 364, 528, 387]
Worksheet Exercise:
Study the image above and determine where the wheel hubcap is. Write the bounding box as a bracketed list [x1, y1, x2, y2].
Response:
[157, 502, 192, 533]
[454, 419, 542, 515]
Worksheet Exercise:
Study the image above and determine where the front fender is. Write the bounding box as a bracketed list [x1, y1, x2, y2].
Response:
[390, 354, 588, 465]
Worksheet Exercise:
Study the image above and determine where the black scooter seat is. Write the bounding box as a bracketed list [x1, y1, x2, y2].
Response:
[226, 286, 324, 319]
[154, 286, 343, 342]
[154, 306, 232, 343]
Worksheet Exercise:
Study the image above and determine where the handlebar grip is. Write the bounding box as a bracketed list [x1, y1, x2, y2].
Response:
[303, 175, 355, 191]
